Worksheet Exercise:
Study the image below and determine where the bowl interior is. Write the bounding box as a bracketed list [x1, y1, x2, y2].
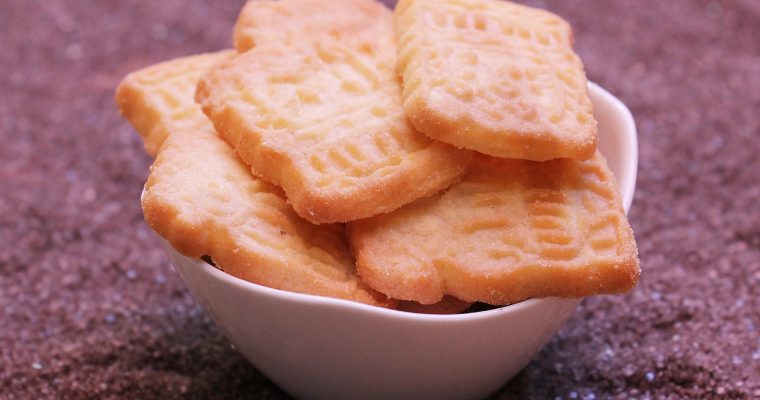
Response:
[590, 82, 638, 211]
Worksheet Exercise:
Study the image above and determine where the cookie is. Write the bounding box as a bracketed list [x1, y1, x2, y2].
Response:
[197, 0, 472, 224]
[395, 0, 597, 161]
[234, 0, 391, 53]
[115, 51, 233, 156]
[143, 129, 392, 307]
[118, 54, 393, 307]
[349, 152, 639, 305]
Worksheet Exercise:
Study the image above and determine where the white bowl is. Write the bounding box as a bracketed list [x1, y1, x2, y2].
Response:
[160, 82, 637, 400]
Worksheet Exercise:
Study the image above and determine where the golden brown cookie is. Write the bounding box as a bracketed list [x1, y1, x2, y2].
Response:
[395, 0, 597, 161]
[349, 152, 639, 305]
[197, 0, 472, 224]
[115, 51, 234, 156]
[143, 129, 392, 307]
[234, 0, 391, 53]
[117, 54, 393, 307]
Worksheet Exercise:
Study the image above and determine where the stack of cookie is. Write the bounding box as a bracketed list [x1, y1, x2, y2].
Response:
[116, 0, 639, 311]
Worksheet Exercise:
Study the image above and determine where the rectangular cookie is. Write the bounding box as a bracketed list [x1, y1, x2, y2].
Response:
[116, 54, 393, 307]
[349, 152, 639, 305]
[115, 51, 234, 157]
[395, 0, 597, 161]
[197, 0, 471, 224]
[234, 0, 392, 53]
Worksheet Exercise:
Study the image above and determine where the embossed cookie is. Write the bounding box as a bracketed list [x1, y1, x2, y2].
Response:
[117, 54, 393, 307]
[143, 130, 392, 306]
[349, 152, 639, 305]
[197, 0, 471, 224]
[395, 0, 597, 161]
[115, 51, 233, 156]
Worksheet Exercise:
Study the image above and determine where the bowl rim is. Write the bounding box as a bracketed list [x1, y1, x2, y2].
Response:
[168, 81, 637, 322]
[588, 81, 638, 211]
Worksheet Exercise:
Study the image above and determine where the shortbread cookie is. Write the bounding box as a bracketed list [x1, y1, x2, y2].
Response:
[349, 152, 639, 305]
[395, 0, 597, 161]
[143, 129, 392, 306]
[117, 54, 392, 307]
[115, 51, 233, 156]
[197, 0, 471, 224]
[234, 0, 391, 53]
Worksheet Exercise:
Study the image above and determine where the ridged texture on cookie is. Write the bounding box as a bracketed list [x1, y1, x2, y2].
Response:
[115, 51, 234, 156]
[143, 129, 393, 307]
[118, 52, 392, 307]
[198, 0, 472, 224]
[395, 0, 597, 161]
[349, 152, 639, 305]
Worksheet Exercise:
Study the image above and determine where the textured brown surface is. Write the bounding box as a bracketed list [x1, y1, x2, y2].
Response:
[2, 0, 759, 398]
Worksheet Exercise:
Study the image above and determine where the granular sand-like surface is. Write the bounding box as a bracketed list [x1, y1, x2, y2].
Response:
[2, 0, 759, 398]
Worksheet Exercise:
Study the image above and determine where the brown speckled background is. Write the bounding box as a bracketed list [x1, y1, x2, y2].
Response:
[2, 0, 759, 398]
